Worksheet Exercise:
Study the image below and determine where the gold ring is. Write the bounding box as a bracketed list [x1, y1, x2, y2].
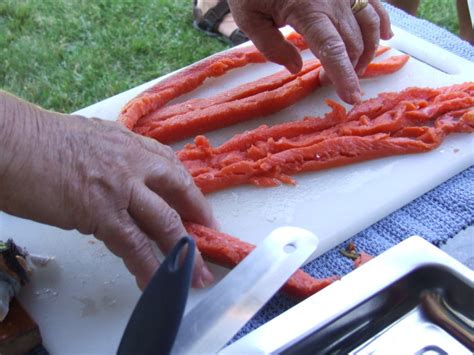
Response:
[351, 0, 369, 14]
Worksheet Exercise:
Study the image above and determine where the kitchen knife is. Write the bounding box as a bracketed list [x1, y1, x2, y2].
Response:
[171, 226, 319, 354]
[118, 236, 195, 355]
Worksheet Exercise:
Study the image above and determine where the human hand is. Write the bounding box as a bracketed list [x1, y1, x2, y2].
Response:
[0, 92, 216, 289]
[228, 0, 393, 104]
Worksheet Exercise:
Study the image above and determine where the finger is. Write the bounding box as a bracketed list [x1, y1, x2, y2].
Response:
[96, 211, 160, 290]
[318, 68, 331, 87]
[145, 153, 218, 229]
[129, 183, 214, 289]
[137, 134, 177, 161]
[233, 13, 303, 74]
[134, 138, 217, 229]
[289, 14, 361, 104]
[336, 6, 364, 68]
[369, 0, 393, 40]
[354, 4, 381, 75]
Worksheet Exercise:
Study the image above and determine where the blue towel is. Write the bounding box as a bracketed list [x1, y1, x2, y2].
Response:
[233, 3, 474, 341]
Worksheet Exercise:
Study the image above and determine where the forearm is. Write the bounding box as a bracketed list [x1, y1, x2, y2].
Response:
[0, 92, 34, 179]
[0, 92, 78, 227]
[0, 91, 40, 212]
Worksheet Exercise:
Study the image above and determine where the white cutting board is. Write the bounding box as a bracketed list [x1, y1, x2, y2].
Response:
[1, 26, 473, 354]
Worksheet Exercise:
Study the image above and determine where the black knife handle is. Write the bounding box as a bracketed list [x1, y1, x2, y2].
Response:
[118, 236, 196, 355]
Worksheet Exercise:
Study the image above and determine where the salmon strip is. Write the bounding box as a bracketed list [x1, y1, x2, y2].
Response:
[136, 45, 392, 129]
[361, 55, 410, 78]
[135, 60, 322, 129]
[178, 83, 473, 193]
[177, 85, 438, 159]
[178, 100, 347, 161]
[144, 67, 323, 143]
[138, 55, 409, 143]
[118, 32, 309, 129]
[194, 113, 472, 192]
[185, 222, 337, 299]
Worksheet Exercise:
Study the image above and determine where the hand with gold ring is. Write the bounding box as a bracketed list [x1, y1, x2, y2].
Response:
[352, 0, 370, 14]
[228, 0, 393, 104]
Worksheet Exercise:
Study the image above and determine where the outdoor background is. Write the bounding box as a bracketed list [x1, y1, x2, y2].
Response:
[0, 0, 463, 113]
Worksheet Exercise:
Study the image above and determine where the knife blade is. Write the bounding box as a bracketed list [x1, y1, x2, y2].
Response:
[171, 226, 319, 354]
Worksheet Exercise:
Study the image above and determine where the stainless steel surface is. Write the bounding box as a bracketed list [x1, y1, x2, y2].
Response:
[350, 306, 470, 355]
[222, 236, 474, 354]
[171, 226, 319, 354]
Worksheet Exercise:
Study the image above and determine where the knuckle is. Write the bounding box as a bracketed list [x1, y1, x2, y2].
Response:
[370, 12, 381, 28]
[364, 16, 380, 34]
[298, 15, 327, 42]
[96, 218, 146, 256]
[162, 143, 174, 155]
[160, 207, 182, 235]
[174, 165, 194, 192]
[285, 0, 320, 18]
[350, 42, 364, 60]
[158, 156, 194, 191]
[125, 235, 150, 259]
[150, 158, 192, 193]
[156, 144, 177, 163]
[319, 39, 347, 60]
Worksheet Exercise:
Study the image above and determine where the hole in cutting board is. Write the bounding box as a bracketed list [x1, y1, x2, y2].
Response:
[284, 243, 297, 254]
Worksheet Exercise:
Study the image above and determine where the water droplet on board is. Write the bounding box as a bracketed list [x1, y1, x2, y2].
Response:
[102, 296, 117, 308]
[103, 273, 121, 286]
[34, 288, 59, 300]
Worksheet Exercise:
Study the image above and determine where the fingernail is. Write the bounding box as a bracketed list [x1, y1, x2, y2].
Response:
[287, 62, 300, 74]
[352, 92, 362, 104]
[201, 265, 214, 287]
[319, 70, 331, 86]
[356, 67, 367, 77]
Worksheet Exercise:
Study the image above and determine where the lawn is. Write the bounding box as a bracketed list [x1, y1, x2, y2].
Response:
[0, 0, 462, 113]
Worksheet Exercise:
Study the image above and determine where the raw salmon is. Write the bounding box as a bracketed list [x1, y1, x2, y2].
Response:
[118, 32, 309, 129]
[135, 55, 409, 143]
[178, 83, 474, 193]
[185, 222, 337, 299]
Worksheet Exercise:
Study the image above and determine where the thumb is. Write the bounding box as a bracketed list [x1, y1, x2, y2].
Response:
[239, 16, 303, 74]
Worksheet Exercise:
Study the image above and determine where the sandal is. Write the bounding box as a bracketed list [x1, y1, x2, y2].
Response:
[193, 0, 249, 46]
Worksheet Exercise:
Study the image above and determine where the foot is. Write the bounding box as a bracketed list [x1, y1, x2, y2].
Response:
[459, 28, 474, 45]
[457, 0, 474, 45]
[194, 0, 248, 45]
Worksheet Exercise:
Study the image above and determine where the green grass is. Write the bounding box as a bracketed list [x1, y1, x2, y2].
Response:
[0, 0, 227, 113]
[418, 0, 459, 34]
[0, 0, 462, 113]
